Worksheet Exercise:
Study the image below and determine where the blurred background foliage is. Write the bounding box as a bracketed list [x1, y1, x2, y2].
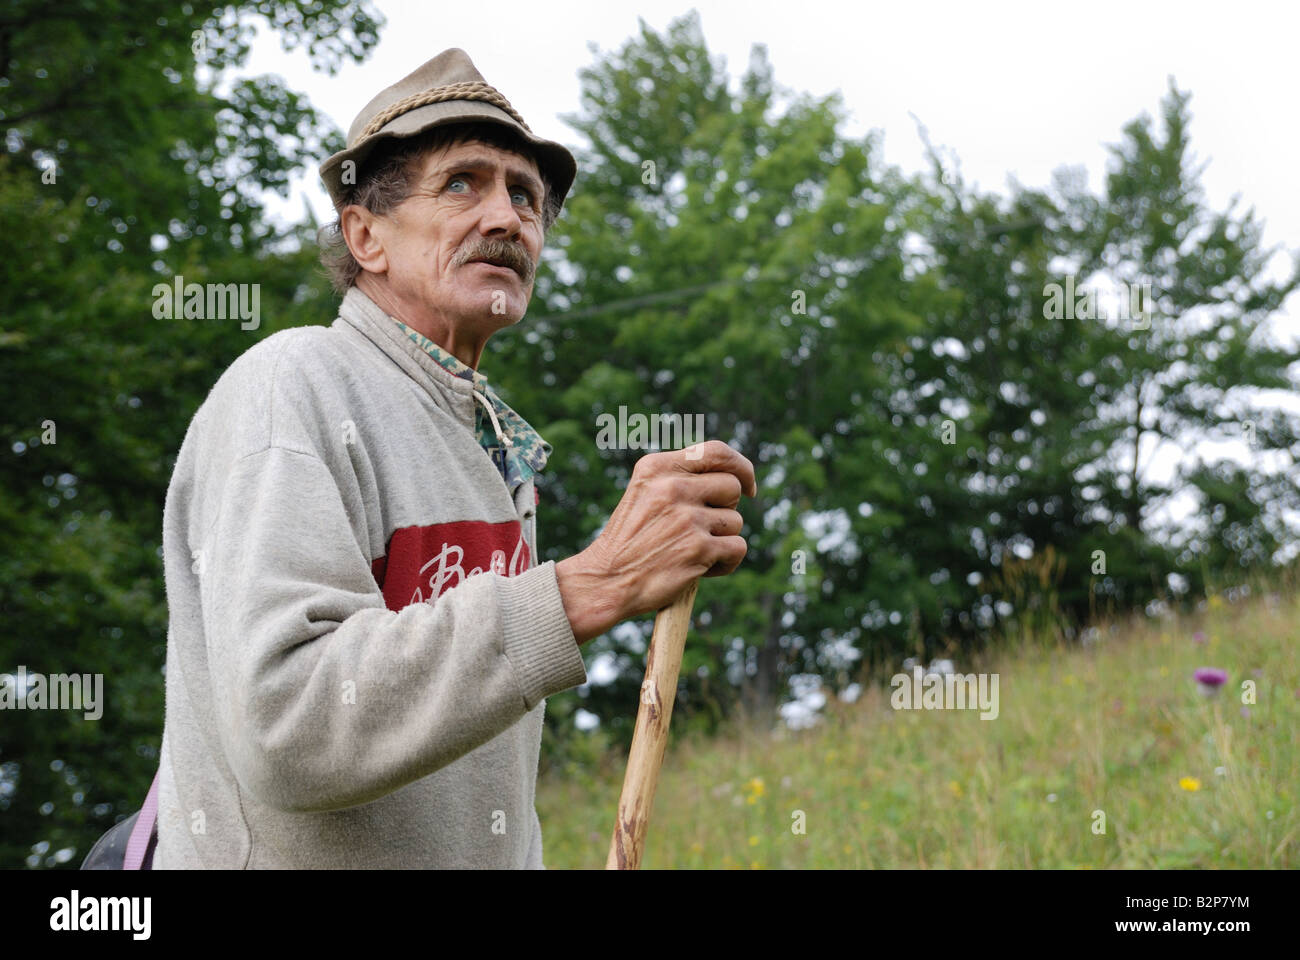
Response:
[1, 7, 1296, 866]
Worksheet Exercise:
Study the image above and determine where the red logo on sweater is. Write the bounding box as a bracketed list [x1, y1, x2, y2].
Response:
[370, 520, 531, 611]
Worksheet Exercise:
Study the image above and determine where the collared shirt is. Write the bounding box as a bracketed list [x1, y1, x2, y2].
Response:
[390, 318, 551, 493]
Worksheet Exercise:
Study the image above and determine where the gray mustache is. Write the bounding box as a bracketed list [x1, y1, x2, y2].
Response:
[454, 238, 535, 283]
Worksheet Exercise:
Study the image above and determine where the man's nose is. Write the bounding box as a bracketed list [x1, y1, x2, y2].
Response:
[478, 179, 523, 236]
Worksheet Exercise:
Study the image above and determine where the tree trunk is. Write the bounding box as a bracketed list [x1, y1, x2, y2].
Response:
[1127, 380, 1146, 532]
[744, 591, 782, 726]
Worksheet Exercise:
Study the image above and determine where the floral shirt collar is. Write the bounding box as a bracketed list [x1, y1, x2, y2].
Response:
[390, 319, 550, 492]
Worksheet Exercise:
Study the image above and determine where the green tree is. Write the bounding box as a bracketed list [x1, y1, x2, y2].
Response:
[893, 80, 1300, 646]
[507, 22, 1299, 743]
[0, 0, 382, 867]
[488, 13, 931, 729]
[1065, 80, 1300, 579]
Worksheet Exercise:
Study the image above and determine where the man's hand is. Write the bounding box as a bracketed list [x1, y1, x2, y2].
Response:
[555, 440, 757, 644]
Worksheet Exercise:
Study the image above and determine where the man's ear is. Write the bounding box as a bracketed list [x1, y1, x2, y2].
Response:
[339, 204, 389, 275]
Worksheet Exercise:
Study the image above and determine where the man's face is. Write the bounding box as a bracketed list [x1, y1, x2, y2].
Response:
[373, 137, 546, 331]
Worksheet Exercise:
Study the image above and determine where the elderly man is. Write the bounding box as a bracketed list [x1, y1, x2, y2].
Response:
[143, 48, 754, 868]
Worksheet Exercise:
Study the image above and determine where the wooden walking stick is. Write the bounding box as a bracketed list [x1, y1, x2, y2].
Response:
[606, 580, 699, 869]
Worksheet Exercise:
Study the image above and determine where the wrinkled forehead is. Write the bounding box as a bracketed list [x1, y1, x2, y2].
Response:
[416, 137, 543, 186]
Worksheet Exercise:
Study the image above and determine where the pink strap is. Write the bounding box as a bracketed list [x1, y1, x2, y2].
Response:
[124, 771, 160, 869]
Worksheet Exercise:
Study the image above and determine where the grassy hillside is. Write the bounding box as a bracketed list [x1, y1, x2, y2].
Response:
[537, 584, 1298, 868]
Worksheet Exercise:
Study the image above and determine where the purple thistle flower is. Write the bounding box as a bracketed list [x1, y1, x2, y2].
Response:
[1194, 667, 1228, 696]
[1192, 631, 1207, 645]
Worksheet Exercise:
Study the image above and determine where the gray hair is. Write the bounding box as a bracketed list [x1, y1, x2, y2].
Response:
[318, 122, 563, 294]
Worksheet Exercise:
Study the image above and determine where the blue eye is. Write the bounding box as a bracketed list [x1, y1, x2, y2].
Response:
[447, 177, 470, 192]
[510, 187, 532, 205]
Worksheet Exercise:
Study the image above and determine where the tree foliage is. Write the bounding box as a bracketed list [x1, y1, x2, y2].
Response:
[0, 0, 381, 868]
[503, 14, 1300, 745]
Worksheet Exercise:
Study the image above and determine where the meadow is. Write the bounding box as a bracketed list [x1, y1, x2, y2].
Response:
[536, 583, 1298, 869]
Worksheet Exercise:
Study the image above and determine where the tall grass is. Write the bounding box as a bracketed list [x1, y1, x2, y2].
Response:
[536, 580, 1298, 868]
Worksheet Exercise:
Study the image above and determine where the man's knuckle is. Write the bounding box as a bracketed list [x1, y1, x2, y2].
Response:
[664, 476, 692, 503]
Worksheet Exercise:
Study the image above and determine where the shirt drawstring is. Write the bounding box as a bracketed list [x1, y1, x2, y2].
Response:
[472, 389, 511, 476]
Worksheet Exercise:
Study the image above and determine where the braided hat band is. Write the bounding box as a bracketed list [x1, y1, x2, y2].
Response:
[358, 81, 532, 142]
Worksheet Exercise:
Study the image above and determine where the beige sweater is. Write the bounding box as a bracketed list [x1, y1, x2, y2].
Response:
[153, 287, 588, 868]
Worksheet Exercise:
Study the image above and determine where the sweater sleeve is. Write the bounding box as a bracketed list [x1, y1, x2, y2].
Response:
[195, 443, 587, 814]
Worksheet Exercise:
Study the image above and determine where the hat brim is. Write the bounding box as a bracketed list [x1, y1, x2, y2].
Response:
[319, 101, 576, 213]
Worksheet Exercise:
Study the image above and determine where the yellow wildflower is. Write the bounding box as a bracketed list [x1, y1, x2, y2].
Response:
[748, 835, 760, 847]
[743, 777, 766, 804]
[1179, 777, 1201, 792]
[948, 780, 963, 798]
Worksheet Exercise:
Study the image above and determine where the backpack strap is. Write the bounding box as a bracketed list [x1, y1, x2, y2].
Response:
[124, 770, 160, 869]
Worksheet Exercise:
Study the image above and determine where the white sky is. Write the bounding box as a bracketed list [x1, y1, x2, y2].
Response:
[243, 0, 1299, 551]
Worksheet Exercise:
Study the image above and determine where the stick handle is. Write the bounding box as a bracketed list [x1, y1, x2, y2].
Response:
[605, 580, 699, 870]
